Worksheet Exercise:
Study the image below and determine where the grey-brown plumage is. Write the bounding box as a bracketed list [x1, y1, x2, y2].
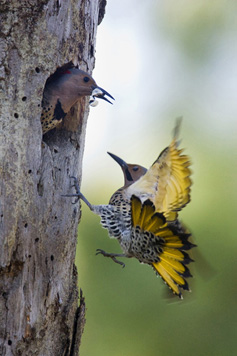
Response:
[41, 67, 114, 134]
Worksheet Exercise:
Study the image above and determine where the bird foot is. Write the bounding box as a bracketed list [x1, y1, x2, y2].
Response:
[62, 177, 93, 209]
[69, 176, 80, 194]
[96, 249, 126, 268]
[61, 177, 80, 203]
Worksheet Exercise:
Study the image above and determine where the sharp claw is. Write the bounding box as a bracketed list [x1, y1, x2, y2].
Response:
[62, 177, 93, 210]
[95, 248, 103, 255]
[69, 176, 81, 195]
[72, 198, 80, 204]
[61, 177, 82, 204]
[70, 176, 79, 185]
[96, 249, 126, 268]
[112, 258, 125, 268]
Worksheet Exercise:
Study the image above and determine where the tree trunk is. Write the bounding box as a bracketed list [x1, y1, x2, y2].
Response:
[0, 0, 106, 355]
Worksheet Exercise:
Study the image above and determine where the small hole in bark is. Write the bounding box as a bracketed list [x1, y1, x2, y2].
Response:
[24, 223, 28, 228]
[8, 340, 12, 346]
[14, 113, 19, 118]
[37, 182, 43, 197]
[28, 169, 32, 174]
[35, 238, 39, 242]
[35, 67, 40, 73]
[22, 96, 27, 101]
[1, 214, 3, 218]
[54, 216, 57, 220]
[54, 148, 58, 153]
[90, 44, 94, 57]
[50, 255, 54, 261]
[28, 255, 31, 258]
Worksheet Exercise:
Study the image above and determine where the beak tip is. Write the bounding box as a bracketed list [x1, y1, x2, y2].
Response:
[92, 86, 115, 104]
[107, 152, 127, 169]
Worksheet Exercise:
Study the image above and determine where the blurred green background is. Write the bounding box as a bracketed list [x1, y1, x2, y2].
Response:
[76, 1, 237, 355]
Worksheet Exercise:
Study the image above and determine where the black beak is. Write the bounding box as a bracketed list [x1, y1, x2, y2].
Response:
[108, 152, 134, 182]
[107, 152, 128, 169]
[91, 86, 115, 104]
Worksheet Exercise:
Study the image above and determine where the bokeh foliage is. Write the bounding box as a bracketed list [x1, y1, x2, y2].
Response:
[76, 1, 237, 355]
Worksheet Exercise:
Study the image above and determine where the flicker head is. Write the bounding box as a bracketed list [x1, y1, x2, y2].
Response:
[64, 68, 114, 106]
[107, 152, 147, 188]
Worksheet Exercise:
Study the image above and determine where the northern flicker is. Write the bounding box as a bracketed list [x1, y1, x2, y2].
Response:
[64, 120, 195, 298]
[41, 67, 114, 134]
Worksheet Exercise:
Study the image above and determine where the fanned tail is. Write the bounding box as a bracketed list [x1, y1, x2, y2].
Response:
[131, 195, 195, 298]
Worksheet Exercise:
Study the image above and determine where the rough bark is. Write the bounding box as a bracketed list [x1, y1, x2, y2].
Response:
[0, 0, 106, 355]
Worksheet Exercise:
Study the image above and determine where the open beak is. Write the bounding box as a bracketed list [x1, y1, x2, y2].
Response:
[90, 86, 115, 106]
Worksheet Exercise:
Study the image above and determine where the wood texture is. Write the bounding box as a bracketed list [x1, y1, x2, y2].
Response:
[0, 0, 106, 354]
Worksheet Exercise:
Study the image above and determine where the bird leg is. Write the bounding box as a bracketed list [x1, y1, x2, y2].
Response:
[62, 176, 93, 209]
[96, 249, 126, 268]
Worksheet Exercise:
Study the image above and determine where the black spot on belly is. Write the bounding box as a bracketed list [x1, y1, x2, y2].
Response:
[54, 99, 66, 121]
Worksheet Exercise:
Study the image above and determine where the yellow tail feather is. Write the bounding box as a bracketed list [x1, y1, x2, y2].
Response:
[139, 202, 155, 228]
[131, 195, 142, 227]
[143, 214, 166, 232]
[162, 247, 185, 261]
[131, 195, 166, 233]
[153, 262, 181, 297]
[160, 254, 185, 274]
[131, 195, 193, 297]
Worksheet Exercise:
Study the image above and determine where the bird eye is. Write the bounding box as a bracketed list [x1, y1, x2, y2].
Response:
[83, 76, 90, 83]
[133, 166, 139, 171]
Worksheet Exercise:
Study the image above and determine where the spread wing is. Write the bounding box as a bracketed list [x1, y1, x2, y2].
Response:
[131, 195, 194, 298]
[127, 120, 192, 220]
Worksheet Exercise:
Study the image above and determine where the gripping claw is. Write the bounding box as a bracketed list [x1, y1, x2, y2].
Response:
[96, 249, 126, 268]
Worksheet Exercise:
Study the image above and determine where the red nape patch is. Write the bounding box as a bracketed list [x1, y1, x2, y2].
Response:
[61, 69, 71, 75]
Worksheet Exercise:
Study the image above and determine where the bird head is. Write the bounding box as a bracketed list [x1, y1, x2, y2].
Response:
[65, 68, 114, 106]
[107, 152, 147, 188]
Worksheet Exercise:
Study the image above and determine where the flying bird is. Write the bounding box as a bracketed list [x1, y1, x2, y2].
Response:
[64, 120, 195, 298]
[41, 67, 114, 134]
